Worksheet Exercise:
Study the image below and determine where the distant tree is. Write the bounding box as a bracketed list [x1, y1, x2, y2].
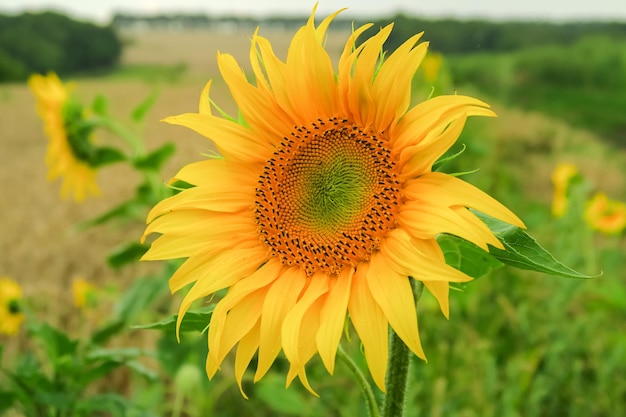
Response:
[0, 12, 122, 82]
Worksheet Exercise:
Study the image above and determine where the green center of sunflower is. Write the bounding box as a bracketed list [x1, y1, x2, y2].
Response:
[62, 101, 96, 164]
[255, 118, 401, 276]
[8, 299, 21, 315]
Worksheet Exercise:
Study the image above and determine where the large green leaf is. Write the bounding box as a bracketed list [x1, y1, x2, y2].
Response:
[132, 307, 215, 334]
[437, 234, 504, 279]
[75, 200, 144, 230]
[475, 211, 595, 279]
[91, 146, 126, 167]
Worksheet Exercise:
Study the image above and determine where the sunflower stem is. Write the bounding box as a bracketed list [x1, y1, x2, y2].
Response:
[90, 115, 145, 156]
[382, 280, 424, 417]
[337, 343, 381, 417]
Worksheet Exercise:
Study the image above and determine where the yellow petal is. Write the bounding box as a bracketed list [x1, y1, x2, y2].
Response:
[347, 262, 388, 391]
[399, 115, 467, 179]
[316, 267, 354, 374]
[208, 259, 282, 368]
[198, 79, 213, 115]
[391, 95, 495, 150]
[423, 281, 450, 319]
[168, 158, 258, 188]
[344, 24, 394, 127]
[146, 185, 253, 224]
[251, 34, 294, 114]
[372, 33, 427, 131]
[217, 52, 293, 143]
[380, 228, 472, 283]
[281, 274, 329, 393]
[255, 267, 307, 382]
[285, 295, 324, 396]
[143, 233, 214, 260]
[209, 258, 282, 369]
[207, 287, 267, 377]
[164, 112, 271, 162]
[365, 253, 426, 360]
[234, 320, 260, 399]
[398, 201, 499, 251]
[284, 8, 338, 121]
[173, 245, 268, 338]
[403, 172, 525, 229]
[142, 210, 256, 246]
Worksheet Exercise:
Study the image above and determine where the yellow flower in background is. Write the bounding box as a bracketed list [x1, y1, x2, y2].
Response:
[551, 163, 579, 217]
[421, 51, 443, 84]
[142, 7, 524, 395]
[28, 73, 100, 202]
[72, 277, 98, 308]
[584, 192, 626, 234]
[0, 277, 25, 335]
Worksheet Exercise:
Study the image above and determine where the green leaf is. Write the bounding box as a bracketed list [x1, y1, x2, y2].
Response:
[437, 234, 504, 279]
[75, 200, 143, 230]
[475, 211, 595, 279]
[86, 347, 144, 361]
[132, 142, 176, 171]
[92, 94, 108, 116]
[255, 373, 309, 415]
[0, 390, 15, 413]
[29, 322, 78, 359]
[107, 242, 150, 269]
[91, 147, 126, 167]
[126, 360, 159, 381]
[132, 307, 215, 334]
[75, 393, 128, 417]
[434, 143, 466, 172]
[131, 89, 159, 123]
[90, 319, 126, 345]
[169, 179, 195, 195]
[113, 274, 170, 322]
[78, 360, 124, 386]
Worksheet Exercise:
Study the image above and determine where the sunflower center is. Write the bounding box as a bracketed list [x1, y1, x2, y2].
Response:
[62, 101, 96, 164]
[8, 299, 20, 315]
[255, 118, 401, 276]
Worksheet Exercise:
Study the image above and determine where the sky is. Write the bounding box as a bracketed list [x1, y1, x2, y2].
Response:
[2, 0, 626, 23]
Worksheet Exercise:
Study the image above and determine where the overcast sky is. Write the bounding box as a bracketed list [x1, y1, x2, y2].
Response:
[2, 0, 626, 22]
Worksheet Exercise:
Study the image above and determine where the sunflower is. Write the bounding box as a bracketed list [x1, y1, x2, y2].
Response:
[551, 163, 579, 217]
[142, 8, 524, 395]
[29, 73, 100, 202]
[0, 277, 25, 335]
[584, 192, 626, 234]
[72, 277, 98, 309]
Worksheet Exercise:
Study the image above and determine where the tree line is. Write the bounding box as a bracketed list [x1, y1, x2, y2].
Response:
[0, 12, 121, 82]
[369, 14, 626, 54]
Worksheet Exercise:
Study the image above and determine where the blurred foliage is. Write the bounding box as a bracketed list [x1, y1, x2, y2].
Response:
[448, 35, 626, 146]
[0, 12, 121, 82]
[370, 14, 626, 54]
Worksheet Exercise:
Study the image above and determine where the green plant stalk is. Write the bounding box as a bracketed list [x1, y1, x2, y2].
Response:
[91, 115, 145, 155]
[382, 280, 424, 417]
[92, 115, 169, 201]
[337, 343, 381, 417]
